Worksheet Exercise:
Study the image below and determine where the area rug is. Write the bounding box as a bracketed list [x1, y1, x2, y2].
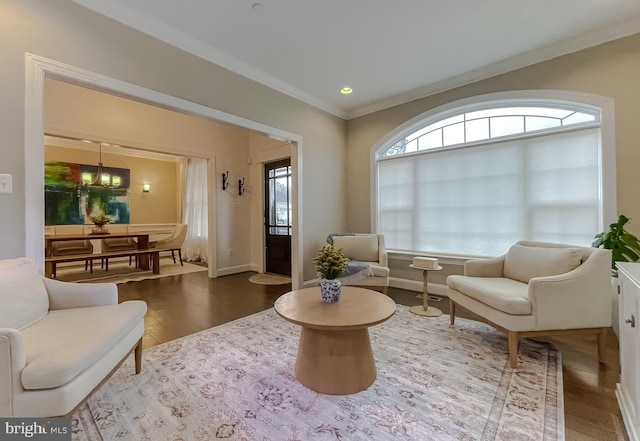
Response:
[55, 257, 207, 284]
[248, 272, 292, 285]
[72, 305, 563, 441]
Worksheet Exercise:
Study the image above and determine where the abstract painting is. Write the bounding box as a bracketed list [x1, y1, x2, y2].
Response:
[45, 161, 131, 225]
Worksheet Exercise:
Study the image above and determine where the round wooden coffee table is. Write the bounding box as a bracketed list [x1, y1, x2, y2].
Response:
[274, 286, 396, 395]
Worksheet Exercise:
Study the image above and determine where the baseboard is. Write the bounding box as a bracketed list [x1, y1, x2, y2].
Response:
[298, 277, 449, 296]
[389, 277, 449, 297]
[217, 264, 254, 277]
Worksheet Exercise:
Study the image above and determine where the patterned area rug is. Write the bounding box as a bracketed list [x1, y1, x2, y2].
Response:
[248, 273, 292, 285]
[54, 257, 207, 284]
[72, 306, 563, 440]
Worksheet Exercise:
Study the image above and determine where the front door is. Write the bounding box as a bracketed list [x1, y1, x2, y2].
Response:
[265, 159, 292, 276]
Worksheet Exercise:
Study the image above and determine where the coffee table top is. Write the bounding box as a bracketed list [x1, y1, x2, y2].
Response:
[274, 286, 396, 331]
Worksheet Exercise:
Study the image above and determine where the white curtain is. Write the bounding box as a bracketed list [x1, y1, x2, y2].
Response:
[378, 128, 600, 256]
[182, 157, 209, 262]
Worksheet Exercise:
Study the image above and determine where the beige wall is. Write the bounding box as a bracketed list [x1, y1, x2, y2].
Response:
[44, 145, 179, 224]
[346, 33, 640, 239]
[1, 0, 346, 282]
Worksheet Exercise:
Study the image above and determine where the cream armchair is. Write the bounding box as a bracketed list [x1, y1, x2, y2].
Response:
[447, 241, 611, 368]
[151, 224, 188, 265]
[330, 233, 390, 294]
[0, 258, 146, 417]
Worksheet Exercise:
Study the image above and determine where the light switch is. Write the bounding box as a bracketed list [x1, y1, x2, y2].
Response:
[0, 174, 12, 194]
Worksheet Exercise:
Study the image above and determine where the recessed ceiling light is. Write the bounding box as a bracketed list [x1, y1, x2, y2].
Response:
[340, 87, 353, 95]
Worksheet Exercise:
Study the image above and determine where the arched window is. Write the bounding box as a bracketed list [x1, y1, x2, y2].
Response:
[374, 92, 615, 257]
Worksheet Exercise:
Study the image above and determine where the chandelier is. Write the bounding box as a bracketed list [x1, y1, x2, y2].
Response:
[81, 142, 121, 188]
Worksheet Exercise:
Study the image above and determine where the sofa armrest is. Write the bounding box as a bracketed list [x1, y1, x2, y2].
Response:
[42, 277, 118, 310]
[528, 249, 611, 330]
[464, 256, 505, 277]
[0, 328, 25, 416]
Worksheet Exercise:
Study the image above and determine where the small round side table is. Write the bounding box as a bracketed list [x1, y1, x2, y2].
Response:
[409, 264, 443, 317]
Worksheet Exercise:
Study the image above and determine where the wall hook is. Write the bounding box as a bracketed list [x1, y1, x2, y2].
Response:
[222, 171, 229, 190]
[238, 177, 245, 196]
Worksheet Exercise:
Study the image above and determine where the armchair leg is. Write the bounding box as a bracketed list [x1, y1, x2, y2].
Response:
[449, 299, 456, 326]
[177, 249, 183, 266]
[508, 331, 519, 368]
[134, 338, 142, 374]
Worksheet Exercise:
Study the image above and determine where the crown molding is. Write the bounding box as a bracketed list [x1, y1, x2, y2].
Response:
[346, 16, 640, 119]
[70, 1, 640, 121]
[69, 0, 347, 119]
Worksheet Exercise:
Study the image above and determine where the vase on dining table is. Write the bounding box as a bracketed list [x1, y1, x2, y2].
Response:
[91, 225, 109, 234]
[320, 278, 341, 303]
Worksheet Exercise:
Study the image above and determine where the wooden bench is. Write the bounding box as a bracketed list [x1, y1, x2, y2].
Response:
[45, 249, 163, 278]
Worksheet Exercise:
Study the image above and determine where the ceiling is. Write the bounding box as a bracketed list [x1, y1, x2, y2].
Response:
[70, 0, 640, 119]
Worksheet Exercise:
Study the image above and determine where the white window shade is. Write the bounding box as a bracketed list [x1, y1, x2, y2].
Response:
[378, 127, 600, 256]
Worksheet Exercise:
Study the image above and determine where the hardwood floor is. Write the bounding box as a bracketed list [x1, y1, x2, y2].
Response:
[118, 271, 628, 441]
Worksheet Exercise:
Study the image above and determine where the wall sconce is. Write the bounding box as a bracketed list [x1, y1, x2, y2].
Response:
[238, 178, 245, 196]
[142, 183, 151, 193]
[222, 171, 229, 190]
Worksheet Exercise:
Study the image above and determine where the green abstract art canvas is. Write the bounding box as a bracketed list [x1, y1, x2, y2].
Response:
[44, 161, 131, 225]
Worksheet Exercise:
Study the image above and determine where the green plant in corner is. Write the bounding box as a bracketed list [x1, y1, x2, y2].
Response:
[592, 214, 640, 269]
[90, 213, 113, 227]
[313, 244, 349, 279]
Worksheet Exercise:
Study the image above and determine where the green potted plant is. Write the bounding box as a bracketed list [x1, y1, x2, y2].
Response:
[313, 244, 349, 303]
[592, 214, 640, 272]
[90, 213, 113, 234]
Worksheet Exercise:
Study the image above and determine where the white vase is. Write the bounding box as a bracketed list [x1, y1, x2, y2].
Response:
[320, 278, 341, 303]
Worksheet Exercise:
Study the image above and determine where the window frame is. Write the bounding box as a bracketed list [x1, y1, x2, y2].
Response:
[370, 90, 617, 257]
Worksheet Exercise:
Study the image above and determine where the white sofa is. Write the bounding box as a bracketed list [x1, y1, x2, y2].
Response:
[331, 234, 390, 294]
[0, 258, 147, 416]
[447, 241, 611, 368]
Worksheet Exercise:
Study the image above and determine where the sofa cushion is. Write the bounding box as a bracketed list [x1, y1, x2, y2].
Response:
[332, 235, 379, 262]
[503, 244, 582, 284]
[447, 275, 531, 315]
[20, 300, 146, 390]
[0, 258, 49, 330]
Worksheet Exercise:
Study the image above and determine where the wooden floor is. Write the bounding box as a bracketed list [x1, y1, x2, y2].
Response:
[118, 271, 628, 441]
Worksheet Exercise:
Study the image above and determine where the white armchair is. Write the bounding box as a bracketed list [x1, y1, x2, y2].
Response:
[447, 241, 611, 368]
[330, 233, 390, 294]
[0, 258, 146, 417]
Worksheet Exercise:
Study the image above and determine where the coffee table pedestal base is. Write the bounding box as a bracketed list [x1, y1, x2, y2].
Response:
[295, 327, 376, 395]
[409, 305, 443, 317]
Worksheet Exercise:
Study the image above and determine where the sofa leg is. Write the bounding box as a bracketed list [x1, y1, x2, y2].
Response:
[508, 331, 519, 368]
[597, 328, 606, 364]
[449, 299, 456, 326]
[135, 338, 142, 374]
[382, 286, 388, 295]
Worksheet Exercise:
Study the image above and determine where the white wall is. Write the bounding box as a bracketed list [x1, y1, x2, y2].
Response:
[0, 0, 346, 283]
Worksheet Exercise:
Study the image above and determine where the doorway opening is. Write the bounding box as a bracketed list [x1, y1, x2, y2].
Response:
[25, 54, 304, 288]
[264, 158, 292, 276]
